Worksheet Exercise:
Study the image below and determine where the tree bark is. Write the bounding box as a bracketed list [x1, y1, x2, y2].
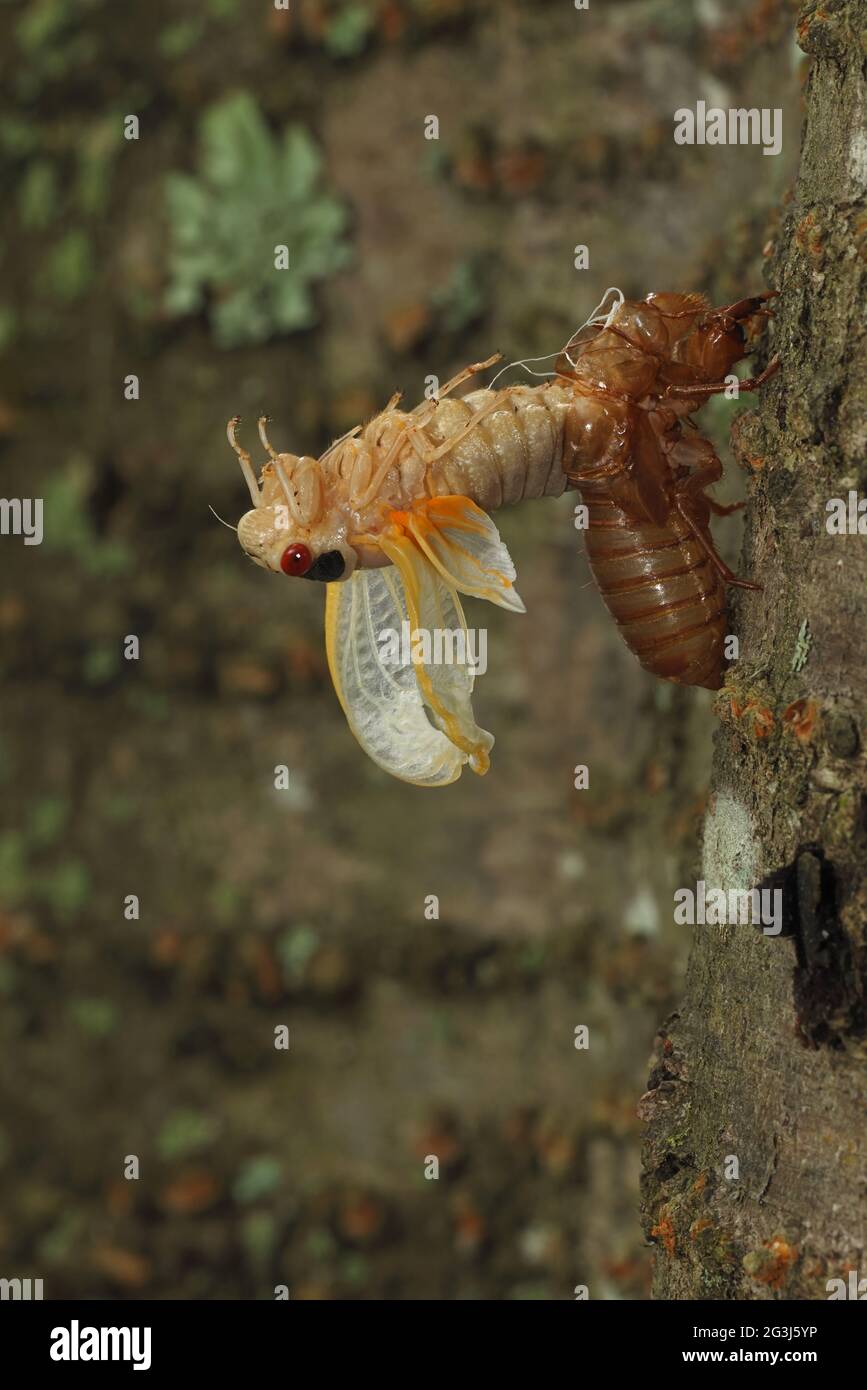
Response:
[641, 0, 867, 1300]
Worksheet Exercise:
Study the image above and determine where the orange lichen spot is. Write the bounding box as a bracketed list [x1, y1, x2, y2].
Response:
[745, 454, 766, 471]
[782, 698, 819, 742]
[690, 1217, 714, 1240]
[751, 704, 775, 739]
[744, 1236, 798, 1288]
[692, 1171, 709, 1195]
[794, 210, 824, 262]
[796, 4, 833, 52]
[651, 1214, 676, 1256]
[729, 693, 775, 739]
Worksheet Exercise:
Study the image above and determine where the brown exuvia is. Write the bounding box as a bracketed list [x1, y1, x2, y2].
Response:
[556, 290, 778, 690]
[229, 288, 779, 783]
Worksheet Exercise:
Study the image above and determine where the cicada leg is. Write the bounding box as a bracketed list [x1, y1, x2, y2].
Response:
[435, 353, 503, 402]
[663, 354, 781, 401]
[227, 417, 262, 508]
[712, 290, 778, 325]
[257, 416, 280, 461]
[673, 456, 762, 591]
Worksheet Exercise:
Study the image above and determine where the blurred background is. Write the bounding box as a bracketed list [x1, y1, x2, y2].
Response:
[0, 0, 801, 1299]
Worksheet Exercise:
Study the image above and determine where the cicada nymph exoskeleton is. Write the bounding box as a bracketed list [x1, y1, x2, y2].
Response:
[227, 288, 778, 785]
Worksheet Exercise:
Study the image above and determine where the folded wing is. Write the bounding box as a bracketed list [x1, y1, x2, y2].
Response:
[325, 559, 493, 787]
[399, 496, 526, 613]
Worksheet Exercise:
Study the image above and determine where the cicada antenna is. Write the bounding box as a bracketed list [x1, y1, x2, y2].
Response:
[208, 504, 238, 533]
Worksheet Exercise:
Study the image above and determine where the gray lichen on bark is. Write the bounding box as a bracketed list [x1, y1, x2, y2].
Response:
[641, 0, 867, 1300]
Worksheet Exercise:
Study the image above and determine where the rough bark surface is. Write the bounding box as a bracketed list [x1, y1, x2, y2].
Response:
[641, 0, 867, 1300]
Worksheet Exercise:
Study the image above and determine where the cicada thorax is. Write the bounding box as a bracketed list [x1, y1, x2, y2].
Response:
[555, 293, 707, 396]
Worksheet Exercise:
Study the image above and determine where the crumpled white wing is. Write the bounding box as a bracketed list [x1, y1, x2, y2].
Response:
[325, 565, 492, 787]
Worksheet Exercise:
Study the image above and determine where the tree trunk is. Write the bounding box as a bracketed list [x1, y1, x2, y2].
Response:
[641, 0, 867, 1300]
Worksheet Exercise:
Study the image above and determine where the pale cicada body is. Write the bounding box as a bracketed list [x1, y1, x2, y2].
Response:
[229, 289, 778, 786]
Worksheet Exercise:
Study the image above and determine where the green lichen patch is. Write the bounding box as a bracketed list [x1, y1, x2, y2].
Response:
[164, 92, 352, 348]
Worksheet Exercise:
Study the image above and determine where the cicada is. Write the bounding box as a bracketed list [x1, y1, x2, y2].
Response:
[228, 288, 778, 786]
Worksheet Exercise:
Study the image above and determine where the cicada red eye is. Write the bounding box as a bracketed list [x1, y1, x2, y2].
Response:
[280, 543, 313, 577]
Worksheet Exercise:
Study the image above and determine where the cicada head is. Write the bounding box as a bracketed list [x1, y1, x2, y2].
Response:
[237, 507, 356, 583]
[230, 418, 365, 583]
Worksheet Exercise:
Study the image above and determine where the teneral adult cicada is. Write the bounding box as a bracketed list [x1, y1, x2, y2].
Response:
[228, 288, 778, 786]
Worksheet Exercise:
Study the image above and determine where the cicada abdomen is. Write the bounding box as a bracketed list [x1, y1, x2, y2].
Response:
[576, 480, 730, 689]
